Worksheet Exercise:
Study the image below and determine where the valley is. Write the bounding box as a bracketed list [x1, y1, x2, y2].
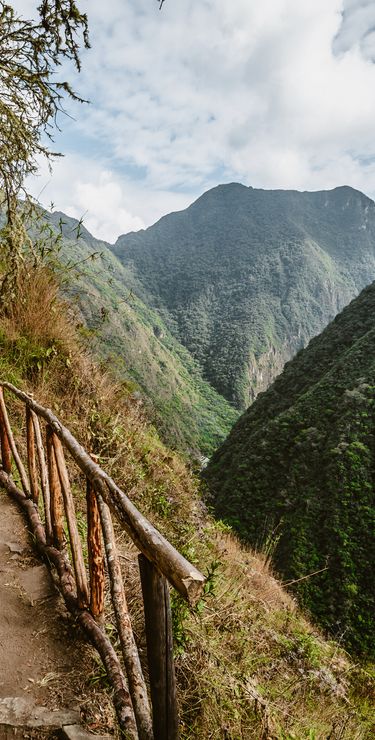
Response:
[1, 3, 374, 736]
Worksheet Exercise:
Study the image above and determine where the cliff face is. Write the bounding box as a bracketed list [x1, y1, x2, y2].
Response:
[204, 281, 375, 657]
[247, 345, 289, 404]
[112, 184, 375, 409]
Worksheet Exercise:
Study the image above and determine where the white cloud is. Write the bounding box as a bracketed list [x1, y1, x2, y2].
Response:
[13, 0, 375, 237]
[27, 155, 192, 241]
[65, 174, 145, 242]
[334, 1, 375, 60]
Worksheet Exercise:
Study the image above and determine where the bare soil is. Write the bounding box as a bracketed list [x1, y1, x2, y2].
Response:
[0, 490, 115, 738]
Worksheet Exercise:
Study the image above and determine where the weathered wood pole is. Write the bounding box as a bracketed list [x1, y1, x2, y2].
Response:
[46, 426, 65, 550]
[138, 554, 179, 740]
[98, 494, 153, 740]
[26, 406, 39, 503]
[32, 411, 52, 543]
[86, 477, 105, 620]
[0, 393, 12, 474]
[52, 434, 89, 609]
[0, 386, 29, 494]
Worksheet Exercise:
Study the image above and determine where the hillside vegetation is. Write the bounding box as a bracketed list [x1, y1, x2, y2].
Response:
[0, 265, 373, 738]
[40, 211, 238, 456]
[204, 281, 375, 659]
[112, 183, 375, 409]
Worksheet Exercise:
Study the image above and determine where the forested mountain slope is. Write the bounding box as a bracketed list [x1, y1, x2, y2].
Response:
[204, 282, 375, 657]
[45, 212, 238, 455]
[112, 184, 375, 409]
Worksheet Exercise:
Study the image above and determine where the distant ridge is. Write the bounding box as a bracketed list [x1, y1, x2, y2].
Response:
[111, 183, 375, 409]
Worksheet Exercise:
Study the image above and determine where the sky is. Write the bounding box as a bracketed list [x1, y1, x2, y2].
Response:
[13, 0, 375, 241]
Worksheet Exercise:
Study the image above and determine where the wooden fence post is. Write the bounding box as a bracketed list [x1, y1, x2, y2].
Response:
[46, 426, 65, 550]
[52, 434, 89, 609]
[32, 411, 53, 543]
[26, 406, 39, 503]
[0, 394, 12, 474]
[86, 477, 105, 621]
[138, 554, 179, 740]
[0, 386, 30, 494]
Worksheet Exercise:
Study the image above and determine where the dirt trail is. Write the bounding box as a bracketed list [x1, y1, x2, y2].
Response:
[0, 489, 113, 738]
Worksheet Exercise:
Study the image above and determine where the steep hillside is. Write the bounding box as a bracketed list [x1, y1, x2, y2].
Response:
[42, 211, 238, 455]
[0, 264, 373, 739]
[112, 184, 375, 409]
[204, 282, 375, 657]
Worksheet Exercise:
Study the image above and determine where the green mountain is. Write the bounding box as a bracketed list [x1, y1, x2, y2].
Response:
[112, 184, 375, 409]
[204, 282, 375, 657]
[45, 211, 237, 455]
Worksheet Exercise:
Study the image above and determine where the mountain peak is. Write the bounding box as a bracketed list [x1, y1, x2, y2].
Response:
[112, 183, 375, 408]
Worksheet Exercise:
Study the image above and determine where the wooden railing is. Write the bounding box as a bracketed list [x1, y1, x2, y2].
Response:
[0, 382, 205, 739]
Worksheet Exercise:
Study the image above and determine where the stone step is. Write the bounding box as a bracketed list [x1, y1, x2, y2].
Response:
[0, 698, 110, 738]
[59, 726, 111, 739]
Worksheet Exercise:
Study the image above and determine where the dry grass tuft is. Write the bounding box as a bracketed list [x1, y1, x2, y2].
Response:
[1, 264, 75, 350]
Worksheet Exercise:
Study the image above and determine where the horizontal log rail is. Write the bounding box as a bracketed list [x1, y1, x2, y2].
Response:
[0, 381, 206, 739]
[2, 382, 204, 604]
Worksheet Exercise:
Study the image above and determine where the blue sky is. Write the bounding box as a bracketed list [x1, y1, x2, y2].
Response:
[14, 0, 375, 240]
